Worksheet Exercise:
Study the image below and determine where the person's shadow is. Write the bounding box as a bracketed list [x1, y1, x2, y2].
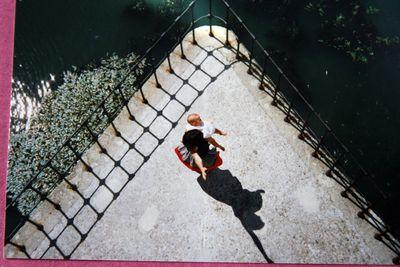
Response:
[197, 168, 273, 263]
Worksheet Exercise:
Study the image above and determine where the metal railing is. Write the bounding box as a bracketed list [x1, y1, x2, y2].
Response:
[5, 0, 197, 251]
[5, 0, 400, 263]
[213, 0, 399, 262]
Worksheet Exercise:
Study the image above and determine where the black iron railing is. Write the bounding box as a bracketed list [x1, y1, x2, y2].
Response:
[5, 1, 197, 256]
[214, 0, 399, 262]
[5, 0, 400, 263]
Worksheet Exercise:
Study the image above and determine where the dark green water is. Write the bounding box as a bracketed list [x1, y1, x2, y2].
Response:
[12, 0, 400, 237]
[13, 0, 178, 92]
[224, 0, 400, 238]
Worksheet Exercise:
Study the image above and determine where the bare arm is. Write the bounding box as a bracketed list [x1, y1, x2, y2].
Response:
[206, 137, 225, 151]
[214, 128, 227, 136]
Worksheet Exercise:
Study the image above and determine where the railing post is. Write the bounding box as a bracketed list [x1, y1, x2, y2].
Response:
[9, 242, 27, 256]
[225, 5, 230, 46]
[152, 63, 161, 88]
[374, 227, 389, 241]
[247, 37, 255, 74]
[209, 0, 213, 37]
[340, 180, 356, 198]
[85, 124, 107, 154]
[101, 103, 122, 136]
[167, 53, 174, 74]
[116, 85, 127, 106]
[298, 111, 312, 140]
[179, 35, 186, 59]
[341, 169, 369, 199]
[284, 96, 295, 123]
[326, 149, 348, 177]
[139, 84, 148, 104]
[272, 72, 282, 106]
[357, 203, 373, 219]
[236, 40, 241, 59]
[124, 97, 135, 121]
[312, 128, 329, 158]
[191, 3, 197, 45]
[8, 4, 400, 258]
[67, 141, 92, 173]
[259, 56, 267, 89]
[116, 83, 136, 119]
[115, 84, 134, 120]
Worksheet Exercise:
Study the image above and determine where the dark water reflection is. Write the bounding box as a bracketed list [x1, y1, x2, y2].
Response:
[11, 0, 190, 131]
[226, 0, 400, 237]
[13, 0, 400, 237]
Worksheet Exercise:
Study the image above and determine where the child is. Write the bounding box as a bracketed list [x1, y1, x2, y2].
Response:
[185, 113, 227, 151]
[176, 129, 223, 180]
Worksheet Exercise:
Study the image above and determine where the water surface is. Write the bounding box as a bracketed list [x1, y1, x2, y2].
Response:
[12, 0, 400, 237]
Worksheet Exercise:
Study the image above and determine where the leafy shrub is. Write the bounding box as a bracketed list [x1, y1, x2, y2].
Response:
[305, 0, 399, 63]
[8, 52, 146, 214]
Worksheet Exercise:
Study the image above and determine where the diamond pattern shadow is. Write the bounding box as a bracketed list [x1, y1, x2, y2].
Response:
[6, 33, 239, 260]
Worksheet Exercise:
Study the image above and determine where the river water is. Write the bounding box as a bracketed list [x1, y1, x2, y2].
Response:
[11, 0, 400, 238]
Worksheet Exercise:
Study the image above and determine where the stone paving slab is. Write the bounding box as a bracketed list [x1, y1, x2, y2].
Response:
[72, 27, 395, 263]
[5, 26, 396, 263]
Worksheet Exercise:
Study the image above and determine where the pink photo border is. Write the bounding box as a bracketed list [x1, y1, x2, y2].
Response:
[0, 0, 380, 266]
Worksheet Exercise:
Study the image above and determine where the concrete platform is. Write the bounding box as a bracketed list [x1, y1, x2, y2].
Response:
[5, 26, 396, 264]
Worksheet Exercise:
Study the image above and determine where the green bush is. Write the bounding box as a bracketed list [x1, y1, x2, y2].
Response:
[8, 52, 146, 215]
[305, 0, 399, 63]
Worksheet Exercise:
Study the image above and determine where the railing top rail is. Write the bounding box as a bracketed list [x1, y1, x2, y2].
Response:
[6, 0, 197, 209]
[8, 0, 388, 215]
[218, 0, 388, 199]
[9, 0, 388, 214]
[6, 0, 399, 259]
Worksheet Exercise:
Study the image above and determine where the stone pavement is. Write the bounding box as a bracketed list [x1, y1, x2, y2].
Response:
[5, 26, 396, 264]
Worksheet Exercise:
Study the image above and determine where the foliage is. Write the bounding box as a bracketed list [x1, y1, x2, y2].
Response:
[158, 0, 185, 17]
[366, 6, 380, 15]
[304, 0, 399, 63]
[124, 0, 150, 17]
[8, 52, 146, 215]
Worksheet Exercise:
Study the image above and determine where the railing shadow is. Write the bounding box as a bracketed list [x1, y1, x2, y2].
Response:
[196, 168, 274, 263]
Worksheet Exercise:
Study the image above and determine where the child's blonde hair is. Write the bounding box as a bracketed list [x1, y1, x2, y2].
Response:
[187, 113, 200, 124]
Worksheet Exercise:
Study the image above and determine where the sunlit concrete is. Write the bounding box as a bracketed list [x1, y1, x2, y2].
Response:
[5, 26, 396, 264]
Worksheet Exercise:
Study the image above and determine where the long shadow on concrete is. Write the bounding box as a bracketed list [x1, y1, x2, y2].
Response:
[197, 168, 274, 263]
